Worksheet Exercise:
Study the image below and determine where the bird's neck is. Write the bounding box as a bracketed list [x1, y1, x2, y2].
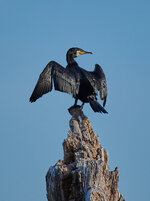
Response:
[66, 54, 77, 65]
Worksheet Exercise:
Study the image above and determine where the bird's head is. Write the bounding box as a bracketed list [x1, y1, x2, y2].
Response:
[67, 47, 92, 58]
[66, 47, 92, 64]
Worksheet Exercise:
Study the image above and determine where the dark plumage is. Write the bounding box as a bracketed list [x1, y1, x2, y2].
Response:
[29, 47, 108, 113]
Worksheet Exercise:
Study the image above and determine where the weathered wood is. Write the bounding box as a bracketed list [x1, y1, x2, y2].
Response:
[46, 112, 125, 201]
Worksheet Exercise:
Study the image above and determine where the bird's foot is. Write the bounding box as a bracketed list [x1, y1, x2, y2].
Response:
[68, 105, 87, 120]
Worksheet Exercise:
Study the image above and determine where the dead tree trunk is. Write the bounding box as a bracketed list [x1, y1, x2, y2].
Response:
[46, 109, 125, 201]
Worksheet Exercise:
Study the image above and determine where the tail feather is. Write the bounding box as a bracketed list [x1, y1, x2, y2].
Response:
[89, 100, 108, 113]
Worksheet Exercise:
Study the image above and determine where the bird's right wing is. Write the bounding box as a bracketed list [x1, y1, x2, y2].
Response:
[29, 61, 78, 102]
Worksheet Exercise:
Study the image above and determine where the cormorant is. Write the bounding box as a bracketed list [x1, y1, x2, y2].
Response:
[29, 47, 108, 113]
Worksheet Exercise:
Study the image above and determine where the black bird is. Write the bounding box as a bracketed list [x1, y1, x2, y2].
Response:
[29, 47, 108, 113]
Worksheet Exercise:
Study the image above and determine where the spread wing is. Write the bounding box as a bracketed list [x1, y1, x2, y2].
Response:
[29, 61, 78, 102]
[89, 64, 107, 107]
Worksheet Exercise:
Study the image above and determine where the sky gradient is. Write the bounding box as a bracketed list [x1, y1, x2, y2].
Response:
[0, 1, 150, 201]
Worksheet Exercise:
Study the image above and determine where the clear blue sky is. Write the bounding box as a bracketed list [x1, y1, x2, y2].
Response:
[0, 1, 150, 201]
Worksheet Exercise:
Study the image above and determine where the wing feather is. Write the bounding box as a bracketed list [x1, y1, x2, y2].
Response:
[29, 61, 77, 102]
[90, 64, 107, 106]
[52, 64, 77, 96]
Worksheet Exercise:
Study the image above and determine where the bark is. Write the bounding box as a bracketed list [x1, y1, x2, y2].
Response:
[46, 108, 125, 201]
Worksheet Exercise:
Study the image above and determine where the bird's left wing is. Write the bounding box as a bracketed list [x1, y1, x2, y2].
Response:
[29, 61, 78, 102]
[89, 64, 107, 107]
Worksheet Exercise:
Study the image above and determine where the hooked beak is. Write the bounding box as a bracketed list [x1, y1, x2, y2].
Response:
[83, 50, 93, 54]
[76, 49, 93, 57]
[78, 50, 93, 56]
